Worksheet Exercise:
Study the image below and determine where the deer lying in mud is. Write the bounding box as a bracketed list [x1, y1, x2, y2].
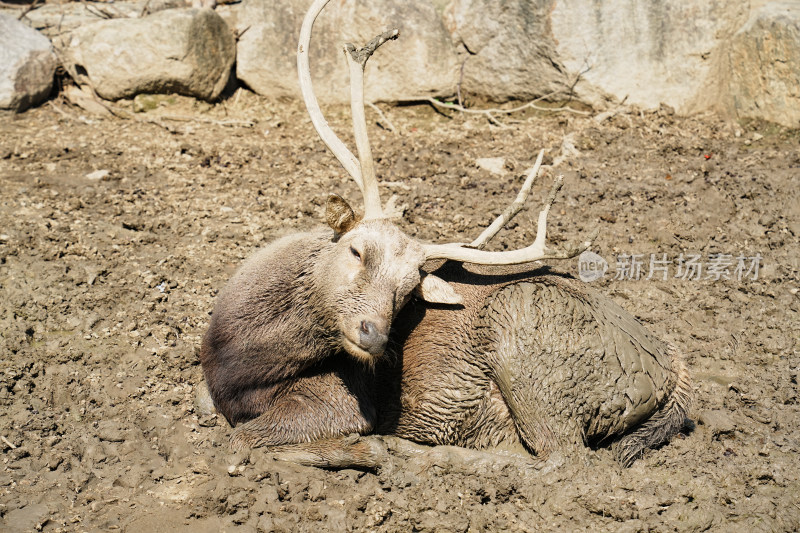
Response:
[199, 0, 691, 470]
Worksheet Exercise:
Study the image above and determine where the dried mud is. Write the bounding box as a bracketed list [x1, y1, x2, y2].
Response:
[1, 93, 798, 532]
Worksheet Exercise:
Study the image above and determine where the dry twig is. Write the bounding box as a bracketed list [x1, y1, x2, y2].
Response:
[139, 0, 151, 17]
[17, 0, 43, 21]
[48, 100, 96, 125]
[114, 108, 255, 129]
[404, 95, 591, 122]
[83, 2, 119, 19]
[367, 102, 396, 133]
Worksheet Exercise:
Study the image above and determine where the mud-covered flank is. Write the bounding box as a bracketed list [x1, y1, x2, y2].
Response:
[477, 277, 687, 459]
[376, 265, 689, 468]
[1, 95, 798, 531]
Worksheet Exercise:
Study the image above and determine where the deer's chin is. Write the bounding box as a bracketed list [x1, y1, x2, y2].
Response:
[341, 335, 383, 363]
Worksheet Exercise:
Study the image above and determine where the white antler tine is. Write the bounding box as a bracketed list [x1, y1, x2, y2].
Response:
[470, 149, 545, 249]
[343, 29, 399, 220]
[422, 173, 597, 265]
[297, 0, 363, 189]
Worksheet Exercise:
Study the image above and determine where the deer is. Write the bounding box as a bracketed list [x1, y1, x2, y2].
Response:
[199, 0, 691, 471]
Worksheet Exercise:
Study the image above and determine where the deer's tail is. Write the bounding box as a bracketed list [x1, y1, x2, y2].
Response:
[612, 345, 692, 467]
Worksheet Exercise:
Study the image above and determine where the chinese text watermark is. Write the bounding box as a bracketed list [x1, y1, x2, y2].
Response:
[578, 251, 762, 283]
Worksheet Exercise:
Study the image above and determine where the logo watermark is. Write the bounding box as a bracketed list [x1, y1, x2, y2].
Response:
[578, 252, 762, 282]
[578, 251, 609, 282]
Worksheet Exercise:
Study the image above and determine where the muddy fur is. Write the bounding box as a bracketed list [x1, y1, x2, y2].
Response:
[376, 263, 691, 466]
[201, 230, 691, 468]
[200, 216, 430, 450]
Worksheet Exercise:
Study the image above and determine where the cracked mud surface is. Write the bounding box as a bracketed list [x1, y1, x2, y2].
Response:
[1, 93, 798, 531]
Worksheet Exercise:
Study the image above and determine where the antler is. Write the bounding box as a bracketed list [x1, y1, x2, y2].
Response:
[470, 149, 545, 250]
[298, 0, 598, 265]
[297, 0, 396, 219]
[422, 172, 599, 265]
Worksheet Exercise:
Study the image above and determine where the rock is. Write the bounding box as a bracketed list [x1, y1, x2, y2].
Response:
[194, 380, 217, 417]
[444, 0, 776, 117]
[475, 157, 506, 176]
[85, 169, 111, 181]
[235, 0, 458, 103]
[698, 409, 736, 437]
[722, 1, 800, 128]
[549, 0, 749, 112]
[0, 503, 49, 533]
[18, 0, 188, 39]
[443, 0, 570, 102]
[0, 13, 57, 112]
[56, 8, 235, 101]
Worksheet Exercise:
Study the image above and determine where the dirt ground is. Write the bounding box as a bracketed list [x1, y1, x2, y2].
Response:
[0, 91, 798, 532]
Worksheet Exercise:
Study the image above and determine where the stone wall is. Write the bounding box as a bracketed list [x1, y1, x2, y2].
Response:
[2, 0, 798, 127]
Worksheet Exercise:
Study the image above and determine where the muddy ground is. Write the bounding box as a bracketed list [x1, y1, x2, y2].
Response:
[0, 91, 798, 532]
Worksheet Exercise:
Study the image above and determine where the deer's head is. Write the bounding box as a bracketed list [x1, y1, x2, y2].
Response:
[298, 0, 596, 361]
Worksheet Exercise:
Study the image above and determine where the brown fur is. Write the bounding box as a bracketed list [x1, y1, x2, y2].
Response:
[199, 216, 428, 449]
[200, 220, 691, 468]
[377, 262, 691, 466]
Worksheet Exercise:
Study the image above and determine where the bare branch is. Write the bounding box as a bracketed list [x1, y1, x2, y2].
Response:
[138, 114, 255, 128]
[139, 0, 151, 18]
[297, 0, 363, 189]
[17, 0, 43, 21]
[470, 149, 545, 249]
[401, 95, 592, 119]
[367, 102, 396, 133]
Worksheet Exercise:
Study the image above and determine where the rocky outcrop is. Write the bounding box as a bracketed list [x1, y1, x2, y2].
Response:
[444, 0, 800, 124]
[18, 0, 187, 39]
[235, 0, 458, 103]
[549, 0, 750, 112]
[57, 8, 235, 101]
[444, 0, 751, 111]
[723, 2, 800, 128]
[443, 0, 570, 102]
[3, 0, 799, 126]
[0, 13, 57, 112]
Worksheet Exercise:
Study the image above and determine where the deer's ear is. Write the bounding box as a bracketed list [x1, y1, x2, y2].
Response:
[326, 194, 358, 235]
[415, 273, 463, 305]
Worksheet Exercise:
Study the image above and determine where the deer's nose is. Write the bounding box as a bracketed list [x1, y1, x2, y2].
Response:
[359, 319, 388, 355]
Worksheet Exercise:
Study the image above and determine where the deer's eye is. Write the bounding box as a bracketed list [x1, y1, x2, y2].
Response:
[350, 246, 362, 262]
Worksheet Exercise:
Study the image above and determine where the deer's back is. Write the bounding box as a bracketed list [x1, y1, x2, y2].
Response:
[377, 263, 680, 451]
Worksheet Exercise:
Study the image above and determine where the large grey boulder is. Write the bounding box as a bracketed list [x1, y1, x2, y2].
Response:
[443, 0, 571, 102]
[17, 0, 187, 39]
[723, 1, 800, 128]
[444, 0, 750, 111]
[57, 8, 235, 101]
[0, 13, 57, 112]
[550, 0, 749, 112]
[236, 0, 458, 103]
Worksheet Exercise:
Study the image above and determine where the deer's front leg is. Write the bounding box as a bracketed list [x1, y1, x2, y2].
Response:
[230, 367, 376, 449]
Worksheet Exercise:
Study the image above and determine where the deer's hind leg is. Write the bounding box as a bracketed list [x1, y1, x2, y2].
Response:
[475, 283, 601, 466]
[264, 434, 389, 469]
